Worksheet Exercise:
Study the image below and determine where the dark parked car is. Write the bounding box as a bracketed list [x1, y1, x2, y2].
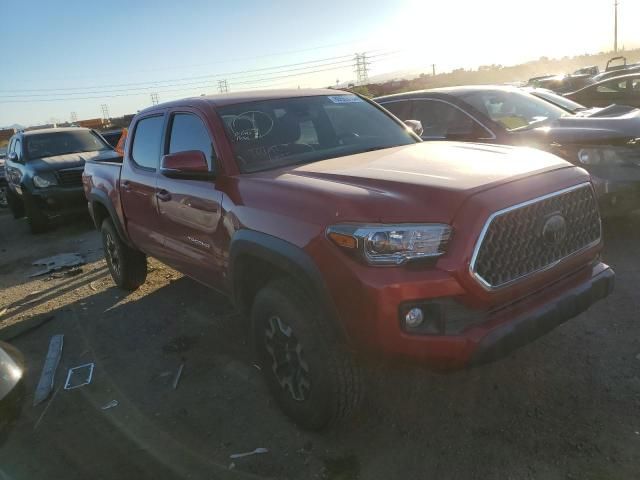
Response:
[0, 148, 7, 208]
[100, 129, 124, 149]
[5, 127, 121, 233]
[524, 87, 638, 117]
[83, 89, 612, 429]
[376, 86, 640, 216]
[565, 73, 640, 109]
[0, 342, 25, 447]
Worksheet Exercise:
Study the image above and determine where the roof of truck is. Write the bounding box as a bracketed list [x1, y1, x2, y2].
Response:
[137, 88, 352, 114]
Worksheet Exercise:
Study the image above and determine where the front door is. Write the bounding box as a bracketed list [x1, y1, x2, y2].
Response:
[156, 110, 224, 289]
[120, 113, 166, 258]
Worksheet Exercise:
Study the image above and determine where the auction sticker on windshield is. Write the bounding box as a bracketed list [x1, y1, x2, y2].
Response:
[328, 95, 363, 103]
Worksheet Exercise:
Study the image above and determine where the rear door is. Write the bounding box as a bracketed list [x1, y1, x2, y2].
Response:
[120, 113, 166, 257]
[156, 108, 224, 288]
[590, 78, 630, 107]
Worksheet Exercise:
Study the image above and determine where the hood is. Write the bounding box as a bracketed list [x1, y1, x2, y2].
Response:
[244, 142, 572, 225]
[516, 108, 640, 147]
[28, 149, 120, 174]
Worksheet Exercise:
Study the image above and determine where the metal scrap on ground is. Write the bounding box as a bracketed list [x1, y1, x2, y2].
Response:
[229, 448, 269, 459]
[64, 363, 95, 390]
[33, 334, 64, 406]
[101, 400, 119, 410]
[30, 253, 85, 277]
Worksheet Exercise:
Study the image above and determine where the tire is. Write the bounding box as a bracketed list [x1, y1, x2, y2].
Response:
[24, 196, 49, 234]
[0, 186, 7, 209]
[251, 279, 362, 430]
[6, 189, 24, 219]
[101, 218, 147, 290]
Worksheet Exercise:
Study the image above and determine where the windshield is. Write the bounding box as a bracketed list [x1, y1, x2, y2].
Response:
[217, 94, 417, 172]
[460, 89, 570, 130]
[25, 130, 110, 160]
[530, 89, 585, 113]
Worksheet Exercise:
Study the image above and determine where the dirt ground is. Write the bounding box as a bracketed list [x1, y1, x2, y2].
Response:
[0, 209, 639, 480]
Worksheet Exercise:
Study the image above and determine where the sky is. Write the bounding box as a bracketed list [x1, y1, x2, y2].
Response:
[1, 0, 638, 126]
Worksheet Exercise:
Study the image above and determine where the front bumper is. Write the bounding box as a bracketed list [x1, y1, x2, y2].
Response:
[361, 262, 614, 370]
[25, 186, 87, 220]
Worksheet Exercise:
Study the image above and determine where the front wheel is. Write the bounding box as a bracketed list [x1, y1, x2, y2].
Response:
[252, 279, 363, 430]
[24, 196, 49, 234]
[6, 189, 24, 219]
[101, 218, 148, 290]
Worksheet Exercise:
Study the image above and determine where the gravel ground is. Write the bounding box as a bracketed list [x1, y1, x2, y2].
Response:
[0, 210, 639, 480]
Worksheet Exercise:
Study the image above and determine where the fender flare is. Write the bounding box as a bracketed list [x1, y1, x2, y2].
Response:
[86, 191, 131, 246]
[229, 230, 349, 342]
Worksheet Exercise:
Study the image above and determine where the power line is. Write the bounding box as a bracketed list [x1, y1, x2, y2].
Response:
[0, 53, 369, 94]
[0, 52, 398, 104]
[354, 53, 370, 85]
[0, 53, 394, 99]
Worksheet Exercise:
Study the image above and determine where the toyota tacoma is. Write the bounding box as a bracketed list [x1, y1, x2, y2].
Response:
[83, 89, 614, 430]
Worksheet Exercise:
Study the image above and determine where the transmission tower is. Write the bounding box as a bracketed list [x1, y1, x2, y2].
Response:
[100, 104, 110, 120]
[150, 92, 159, 105]
[70, 112, 78, 123]
[218, 79, 229, 93]
[353, 53, 370, 86]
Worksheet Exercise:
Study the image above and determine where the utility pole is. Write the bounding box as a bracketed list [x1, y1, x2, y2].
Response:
[150, 92, 159, 105]
[70, 112, 78, 123]
[353, 53, 369, 86]
[432, 64, 436, 76]
[614, 0, 619, 52]
[218, 79, 229, 93]
[100, 104, 110, 120]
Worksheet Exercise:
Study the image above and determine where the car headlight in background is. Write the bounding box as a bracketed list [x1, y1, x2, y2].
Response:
[578, 147, 630, 166]
[327, 224, 452, 265]
[32, 174, 58, 188]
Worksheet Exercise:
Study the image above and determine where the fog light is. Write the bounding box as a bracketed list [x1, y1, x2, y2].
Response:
[404, 307, 424, 328]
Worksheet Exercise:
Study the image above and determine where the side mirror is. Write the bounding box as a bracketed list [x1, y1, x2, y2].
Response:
[8, 152, 18, 163]
[404, 120, 424, 137]
[160, 150, 213, 180]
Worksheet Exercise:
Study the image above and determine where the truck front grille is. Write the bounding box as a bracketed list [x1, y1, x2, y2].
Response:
[56, 168, 83, 187]
[470, 183, 601, 289]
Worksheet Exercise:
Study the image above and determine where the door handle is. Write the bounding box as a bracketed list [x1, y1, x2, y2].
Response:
[156, 189, 172, 202]
[121, 180, 131, 192]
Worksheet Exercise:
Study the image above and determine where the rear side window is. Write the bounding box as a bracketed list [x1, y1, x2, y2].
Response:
[380, 100, 411, 119]
[168, 113, 215, 170]
[131, 116, 164, 169]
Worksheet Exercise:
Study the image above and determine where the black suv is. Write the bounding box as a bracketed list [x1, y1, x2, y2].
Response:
[5, 127, 121, 233]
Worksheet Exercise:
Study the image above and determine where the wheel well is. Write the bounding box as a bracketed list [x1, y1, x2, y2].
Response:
[91, 201, 109, 229]
[234, 254, 291, 314]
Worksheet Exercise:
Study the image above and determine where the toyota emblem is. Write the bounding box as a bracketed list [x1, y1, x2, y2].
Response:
[542, 214, 567, 246]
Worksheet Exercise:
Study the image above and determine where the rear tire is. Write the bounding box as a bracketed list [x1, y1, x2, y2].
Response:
[252, 279, 362, 430]
[101, 218, 147, 290]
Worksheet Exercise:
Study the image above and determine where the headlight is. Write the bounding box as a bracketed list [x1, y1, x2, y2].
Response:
[327, 224, 452, 266]
[33, 174, 57, 188]
[578, 147, 627, 166]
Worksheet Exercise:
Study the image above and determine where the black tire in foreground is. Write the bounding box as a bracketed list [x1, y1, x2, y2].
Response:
[101, 218, 148, 290]
[24, 196, 49, 234]
[252, 279, 363, 430]
[6, 189, 24, 219]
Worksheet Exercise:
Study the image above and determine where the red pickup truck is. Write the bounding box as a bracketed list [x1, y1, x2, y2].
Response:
[83, 89, 614, 430]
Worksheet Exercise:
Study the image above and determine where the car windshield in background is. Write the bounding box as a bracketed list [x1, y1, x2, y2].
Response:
[26, 130, 110, 160]
[217, 94, 417, 172]
[460, 90, 570, 130]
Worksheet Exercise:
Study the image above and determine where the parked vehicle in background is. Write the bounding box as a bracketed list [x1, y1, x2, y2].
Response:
[527, 73, 592, 93]
[84, 89, 613, 429]
[525, 86, 639, 117]
[376, 86, 640, 216]
[0, 148, 7, 208]
[100, 129, 124, 149]
[5, 127, 121, 233]
[565, 73, 640, 109]
[0, 342, 25, 447]
[573, 65, 599, 76]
